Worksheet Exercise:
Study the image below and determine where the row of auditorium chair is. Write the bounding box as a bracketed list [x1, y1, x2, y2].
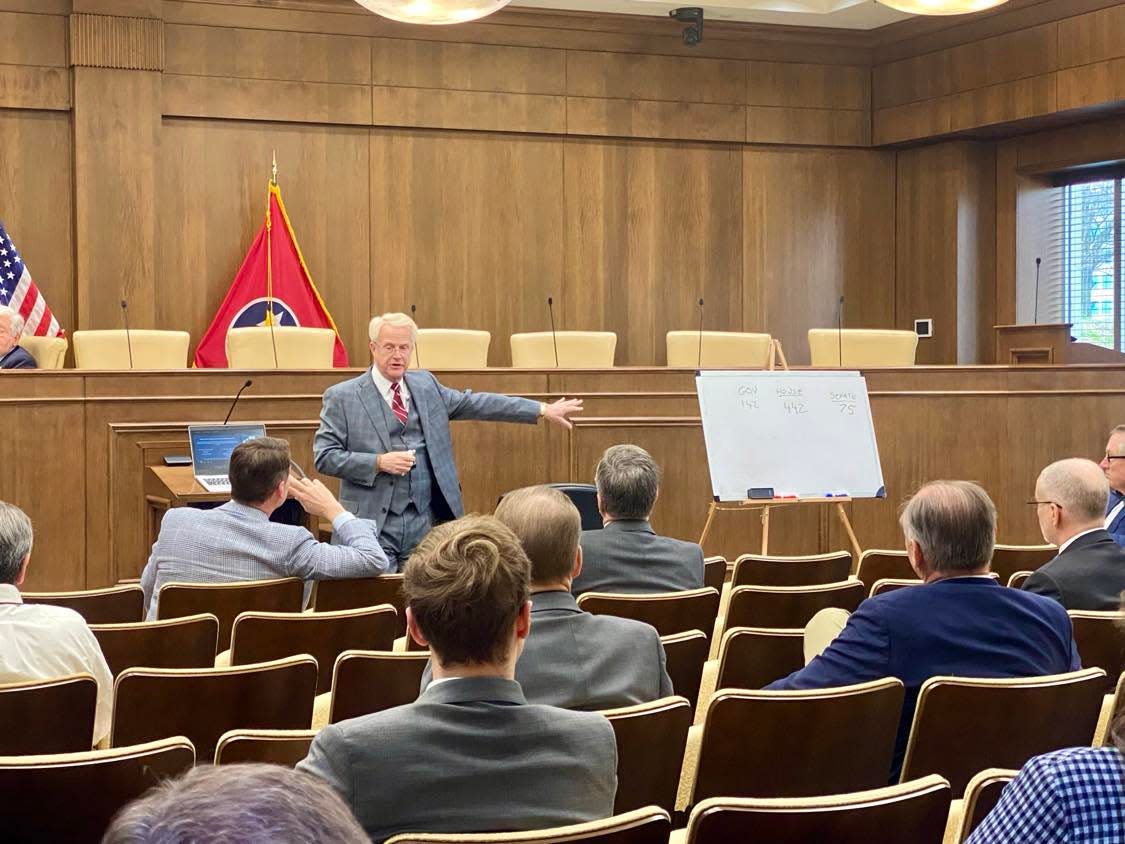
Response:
[17, 327, 921, 370]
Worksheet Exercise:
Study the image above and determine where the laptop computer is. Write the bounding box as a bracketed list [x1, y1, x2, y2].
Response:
[188, 423, 267, 493]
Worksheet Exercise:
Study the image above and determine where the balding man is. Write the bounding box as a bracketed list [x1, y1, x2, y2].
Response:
[767, 481, 1079, 780]
[0, 305, 35, 369]
[1025, 458, 1125, 611]
[1099, 425, 1125, 548]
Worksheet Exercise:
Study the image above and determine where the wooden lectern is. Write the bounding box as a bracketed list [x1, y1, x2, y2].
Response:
[995, 324, 1125, 365]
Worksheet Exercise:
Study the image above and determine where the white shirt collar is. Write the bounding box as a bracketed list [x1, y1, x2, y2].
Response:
[1106, 500, 1124, 529]
[0, 583, 22, 604]
[370, 367, 410, 407]
[1058, 526, 1102, 554]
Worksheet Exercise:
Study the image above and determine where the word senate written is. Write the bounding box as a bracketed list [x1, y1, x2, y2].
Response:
[735, 385, 857, 416]
[831, 391, 857, 415]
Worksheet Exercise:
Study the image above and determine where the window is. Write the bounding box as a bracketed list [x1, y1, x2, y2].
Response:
[1059, 177, 1123, 351]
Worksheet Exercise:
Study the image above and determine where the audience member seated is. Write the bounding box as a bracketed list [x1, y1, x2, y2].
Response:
[766, 481, 1080, 780]
[573, 444, 704, 596]
[0, 306, 36, 370]
[1024, 458, 1125, 610]
[1100, 425, 1125, 548]
[421, 486, 673, 708]
[141, 437, 389, 618]
[299, 515, 617, 844]
[103, 762, 369, 843]
[0, 501, 112, 744]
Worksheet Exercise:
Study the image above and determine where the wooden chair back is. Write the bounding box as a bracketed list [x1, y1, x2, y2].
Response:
[22, 585, 144, 625]
[1007, 570, 1032, 589]
[214, 728, 317, 766]
[577, 588, 721, 641]
[0, 737, 195, 842]
[157, 577, 304, 650]
[956, 768, 1017, 843]
[900, 668, 1107, 794]
[723, 580, 865, 633]
[869, 578, 922, 597]
[329, 650, 430, 723]
[715, 627, 805, 690]
[602, 696, 692, 814]
[313, 574, 407, 636]
[90, 614, 219, 676]
[0, 674, 98, 754]
[691, 679, 905, 805]
[1069, 610, 1124, 693]
[111, 655, 318, 761]
[989, 544, 1055, 585]
[855, 550, 915, 595]
[732, 552, 852, 587]
[384, 807, 672, 844]
[660, 630, 708, 709]
[683, 775, 951, 844]
[703, 557, 727, 593]
[230, 605, 398, 693]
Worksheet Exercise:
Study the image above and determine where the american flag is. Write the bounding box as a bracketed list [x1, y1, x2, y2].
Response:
[0, 220, 63, 337]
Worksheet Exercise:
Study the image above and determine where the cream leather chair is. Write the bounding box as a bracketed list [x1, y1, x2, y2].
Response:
[666, 331, 772, 368]
[808, 329, 918, 367]
[510, 331, 616, 368]
[18, 336, 68, 369]
[73, 330, 190, 369]
[225, 326, 334, 369]
[410, 329, 490, 369]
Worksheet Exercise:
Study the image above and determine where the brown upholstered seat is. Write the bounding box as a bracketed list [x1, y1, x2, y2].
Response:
[703, 557, 727, 593]
[383, 806, 672, 844]
[900, 668, 1106, 794]
[329, 649, 430, 724]
[682, 775, 952, 844]
[1068, 610, 1124, 693]
[0, 737, 195, 842]
[577, 588, 721, 642]
[869, 578, 922, 597]
[214, 728, 317, 766]
[732, 551, 852, 587]
[715, 626, 805, 690]
[989, 544, 1055, 585]
[313, 574, 407, 635]
[110, 655, 318, 761]
[90, 613, 219, 676]
[1007, 570, 1033, 589]
[855, 550, 915, 595]
[156, 577, 304, 650]
[660, 630, 708, 709]
[0, 674, 98, 754]
[722, 580, 865, 634]
[955, 768, 1017, 843]
[602, 696, 691, 814]
[230, 605, 398, 693]
[22, 585, 145, 625]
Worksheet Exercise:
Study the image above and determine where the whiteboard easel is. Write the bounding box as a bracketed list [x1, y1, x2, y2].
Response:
[698, 496, 863, 561]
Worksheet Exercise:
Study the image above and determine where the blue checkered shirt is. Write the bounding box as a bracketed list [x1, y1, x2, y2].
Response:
[967, 747, 1125, 843]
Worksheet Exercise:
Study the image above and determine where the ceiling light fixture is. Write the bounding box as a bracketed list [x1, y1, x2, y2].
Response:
[352, 0, 509, 25]
[877, 0, 1009, 15]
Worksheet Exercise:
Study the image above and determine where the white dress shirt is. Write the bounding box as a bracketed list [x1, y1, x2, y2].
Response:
[1106, 501, 1124, 530]
[1057, 526, 1103, 555]
[371, 368, 410, 413]
[0, 583, 114, 745]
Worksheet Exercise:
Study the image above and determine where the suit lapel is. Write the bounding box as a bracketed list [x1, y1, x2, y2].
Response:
[406, 371, 433, 442]
[1110, 505, 1125, 535]
[357, 370, 393, 454]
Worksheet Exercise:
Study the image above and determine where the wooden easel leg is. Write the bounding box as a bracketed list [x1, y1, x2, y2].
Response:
[836, 503, 863, 569]
[774, 340, 790, 371]
[699, 502, 718, 546]
[760, 505, 771, 555]
[767, 341, 777, 371]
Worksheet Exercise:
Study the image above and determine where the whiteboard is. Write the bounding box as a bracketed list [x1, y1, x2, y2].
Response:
[696, 371, 886, 502]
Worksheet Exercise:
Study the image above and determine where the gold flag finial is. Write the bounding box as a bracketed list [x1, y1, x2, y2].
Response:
[271, 150, 278, 186]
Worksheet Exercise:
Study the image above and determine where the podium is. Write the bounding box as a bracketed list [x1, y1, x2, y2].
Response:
[995, 324, 1125, 365]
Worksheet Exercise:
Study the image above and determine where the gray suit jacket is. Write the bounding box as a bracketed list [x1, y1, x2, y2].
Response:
[421, 590, 673, 710]
[314, 368, 540, 525]
[573, 520, 705, 596]
[140, 501, 389, 619]
[1023, 529, 1125, 611]
[297, 676, 617, 844]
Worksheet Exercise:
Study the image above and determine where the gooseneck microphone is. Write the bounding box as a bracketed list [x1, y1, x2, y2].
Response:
[837, 295, 845, 368]
[223, 379, 253, 425]
[547, 296, 559, 367]
[410, 303, 421, 368]
[697, 297, 705, 369]
[1033, 257, 1042, 324]
[120, 297, 134, 370]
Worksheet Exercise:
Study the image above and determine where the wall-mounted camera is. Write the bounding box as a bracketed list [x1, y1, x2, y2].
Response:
[670, 7, 704, 47]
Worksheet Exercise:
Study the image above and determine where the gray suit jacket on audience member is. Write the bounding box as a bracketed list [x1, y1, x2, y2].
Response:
[420, 590, 674, 709]
[1022, 528, 1125, 611]
[298, 676, 617, 844]
[573, 520, 705, 596]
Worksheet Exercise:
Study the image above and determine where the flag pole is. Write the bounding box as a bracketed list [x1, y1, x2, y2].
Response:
[266, 150, 279, 368]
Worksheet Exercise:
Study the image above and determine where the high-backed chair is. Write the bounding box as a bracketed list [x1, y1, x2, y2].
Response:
[0, 737, 195, 842]
[666, 331, 772, 369]
[682, 775, 951, 844]
[0, 674, 98, 754]
[900, 668, 1106, 794]
[229, 605, 398, 693]
[111, 655, 318, 761]
[549, 484, 602, 531]
[313, 574, 406, 635]
[156, 577, 305, 650]
[731, 552, 852, 588]
[72, 329, 191, 369]
[1069, 610, 1124, 693]
[869, 578, 922, 597]
[703, 557, 726, 593]
[989, 544, 1055, 585]
[329, 650, 429, 724]
[90, 613, 219, 676]
[660, 630, 708, 710]
[1095, 670, 1124, 747]
[225, 326, 335, 369]
[577, 588, 721, 642]
[384, 807, 672, 844]
[510, 331, 616, 368]
[214, 728, 317, 767]
[23, 584, 145, 625]
[1006, 570, 1032, 589]
[954, 768, 1017, 844]
[715, 626, 804, 692]
[722, 581, 865, 634]
[18, 335, 68, 369]
[855, 549, 914, 593]
[808, 329, 918, 367]
[411, 329, 491, 369]
[602, 696, 691, 814]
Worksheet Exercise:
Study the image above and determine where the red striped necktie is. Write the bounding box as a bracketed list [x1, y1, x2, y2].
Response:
[390, 381, 408, 426]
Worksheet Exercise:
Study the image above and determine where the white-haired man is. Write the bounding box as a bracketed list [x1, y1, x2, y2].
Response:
[0, 305, 35, 369]
[314, 313, 582, 568]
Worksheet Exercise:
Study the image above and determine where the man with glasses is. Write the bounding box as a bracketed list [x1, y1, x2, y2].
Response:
[1099, 425, 1125, 547]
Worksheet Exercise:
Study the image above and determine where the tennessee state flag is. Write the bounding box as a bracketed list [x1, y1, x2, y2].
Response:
[193, 181, 348, 367]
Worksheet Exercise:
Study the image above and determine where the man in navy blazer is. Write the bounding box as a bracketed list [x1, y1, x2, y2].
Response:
[1099, 426, 1125, 548]
[767, 481, 1080, 781]
[0, 306, 36, 369]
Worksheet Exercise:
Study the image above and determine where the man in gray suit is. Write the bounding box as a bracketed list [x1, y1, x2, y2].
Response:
[574, 444, 705, 596]
[141, 437, 389, 618]
[314, 312, 583, 569]
[299, 515, 617, 844]
[421, 485, 673, 708]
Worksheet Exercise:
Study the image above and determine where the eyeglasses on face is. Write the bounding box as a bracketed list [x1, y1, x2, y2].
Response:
[1027, 499, 1061, 508]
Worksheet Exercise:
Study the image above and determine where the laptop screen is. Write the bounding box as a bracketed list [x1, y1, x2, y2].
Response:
[188, 424, 267, 476]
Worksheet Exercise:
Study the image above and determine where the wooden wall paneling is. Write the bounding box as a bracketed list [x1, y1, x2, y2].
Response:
[873, 98, 953, 146]
[369, 129, 565, 367]
[565, 51, 746, 104]
[372, 87, 566, 134]
[159, 118, 372, 365]
[994, 140, 1020, 331]
[950, 73, 1058, 132]
[873, 50, 952, 110]
[565, 98, 747, 144]
[948, 23, 1058, 93]
[562, 139, 743, 366]
[72, 0, 162, 16]
[1012, 113, 1125, 171]
[745, 107, 870, 147]
[957, 144, 997, 365]
[0, 66, 71, 111]
[747, 61, 870, 111]
[1057, 5, 1125, 69]
[1056, 59, 1125, 112]
[0, 10, 69, 67]
[163, 76, 374, 125]
[372, 38, 565, 94]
